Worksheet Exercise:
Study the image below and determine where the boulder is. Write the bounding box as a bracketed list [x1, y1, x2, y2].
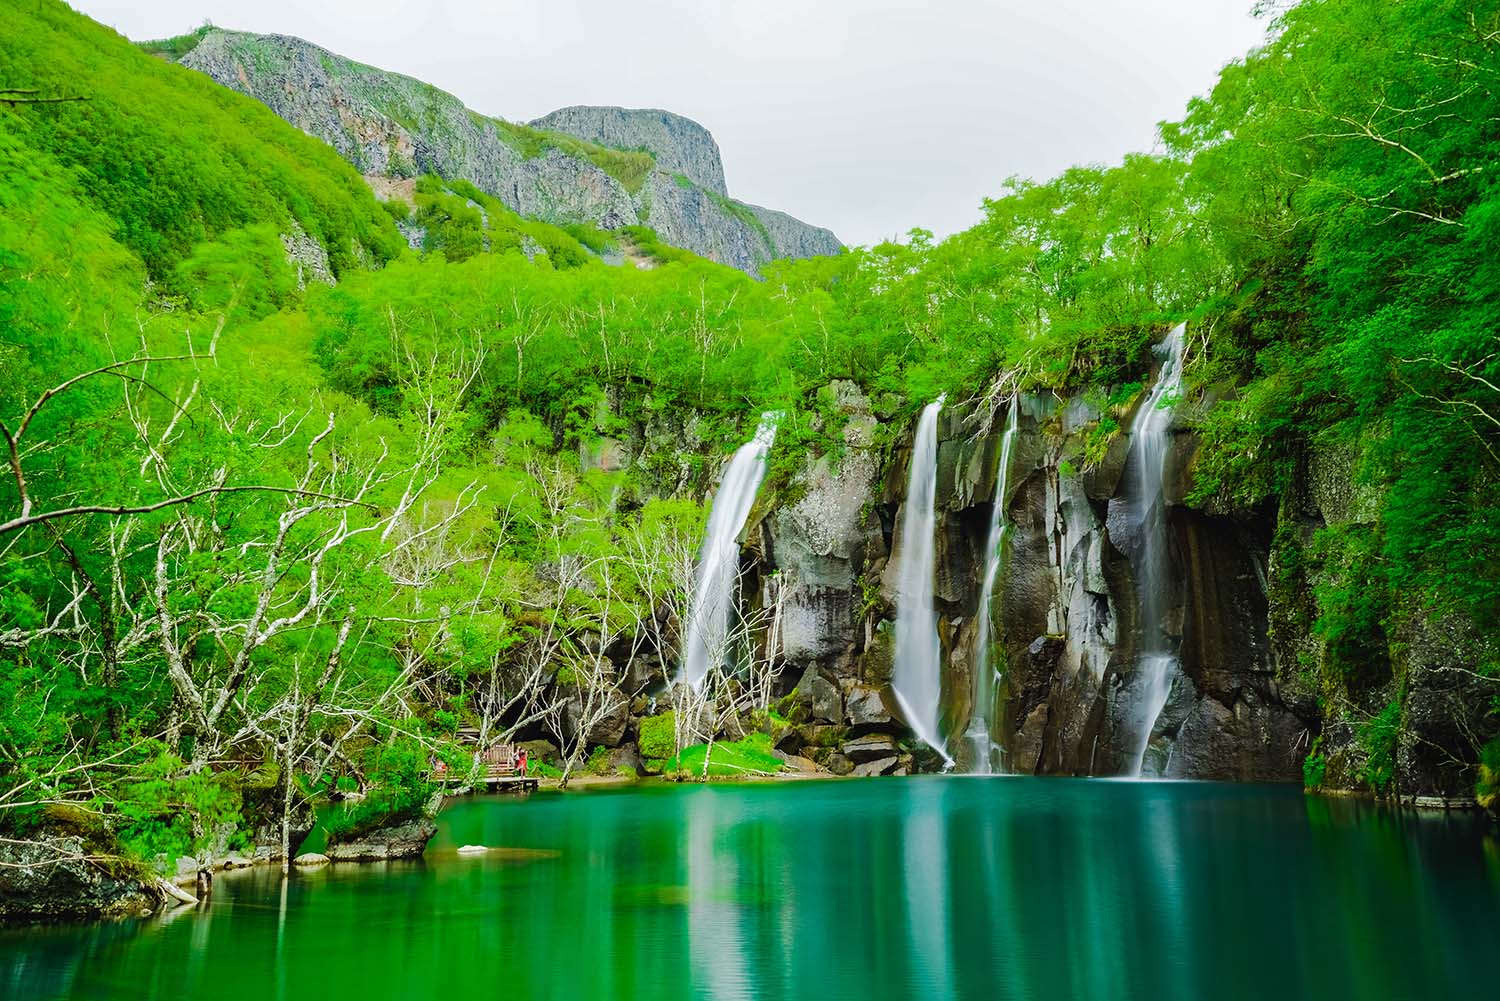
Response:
[862, 620, 896, 685]
[796, 724, 848, 752]
[844, 684, 894, 731]
[0, 834, 156, 921]
[607, 744, 644, 777]
[1164, 690, 1308, 782]
[325, 819, 437, 862]
[796, 665, 843, 724]
[519, 739, 561, 767]
[852, 755, 899, 778]
[825, 753, 855, 776]
[293, 853, 330, 866]
[842, 733, 900, 764]
[776, 753, 822, 774]
[562, 686, 630, 748]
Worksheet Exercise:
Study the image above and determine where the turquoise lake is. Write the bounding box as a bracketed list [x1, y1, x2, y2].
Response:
[4, 778, 1499, 1000]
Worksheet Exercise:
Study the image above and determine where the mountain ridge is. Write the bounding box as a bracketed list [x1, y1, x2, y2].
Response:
[157, 26, 841, 275]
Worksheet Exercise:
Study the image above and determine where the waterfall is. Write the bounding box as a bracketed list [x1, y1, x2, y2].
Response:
[964, 395, 1020, 774]
[1122, 324, 1187, 776]
[892, 397, 950, 762]
[680, 415, 777, 692]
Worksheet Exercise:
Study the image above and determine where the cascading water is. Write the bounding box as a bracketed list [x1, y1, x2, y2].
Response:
[892, 397, 950, 762]
[964, 395, 1020, 774]
[680, 415, 777, 692]
[1121, 323, 1187, 776]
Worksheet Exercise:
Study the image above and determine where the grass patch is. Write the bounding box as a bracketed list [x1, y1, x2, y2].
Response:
[562, 222, 618, 256]
[665, 732, 784, 777]
[137, 24, 214, 61]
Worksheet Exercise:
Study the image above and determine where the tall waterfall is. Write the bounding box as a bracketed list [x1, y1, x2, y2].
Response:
[1122, 324, 1187, 776]
[681, 416, 777, 692]
[964, 395, 1020, 774]
[892, 397, 950, 762]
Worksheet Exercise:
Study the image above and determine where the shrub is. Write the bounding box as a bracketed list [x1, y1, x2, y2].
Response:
[637, 712, 677, 760]
[584, 745, 612, 776]
[1358, 701, 1401, 794]
[1478, 738, 1500, 812]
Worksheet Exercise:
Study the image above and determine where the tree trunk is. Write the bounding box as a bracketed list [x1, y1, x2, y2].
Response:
[280, 736, 295, 876]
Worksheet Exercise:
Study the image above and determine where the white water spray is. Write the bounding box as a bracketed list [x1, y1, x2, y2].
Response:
[965, 395, 1020, 774]
[681, 415, 777, 692]
[1123, 324, 1187, 776]
[892, 397, 951, 762]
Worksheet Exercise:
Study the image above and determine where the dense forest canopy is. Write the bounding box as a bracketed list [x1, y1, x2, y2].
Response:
[1, 0, 1496, 866]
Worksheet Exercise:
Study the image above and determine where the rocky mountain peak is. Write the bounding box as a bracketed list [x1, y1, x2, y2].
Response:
[167, 28, 839, 275]
[530, 106, 729, 196]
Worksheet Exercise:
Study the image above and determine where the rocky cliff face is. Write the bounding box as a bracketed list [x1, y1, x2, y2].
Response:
[168, 30, 840, 274]
[482, 358, 1493, 802]
[696, 369, 1487, 799]
[530, 106, 729, 195]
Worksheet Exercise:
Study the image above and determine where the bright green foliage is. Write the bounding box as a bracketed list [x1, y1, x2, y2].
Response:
[583, 746, 613, 776]
[637, 712, 678, 760]
[1478, 739, 1500, 811]
[1177, 0, 1500, 629]
[1359, 702, 1403, 794]
[4, 0, 1500, 849]
[136, 24, 214, 61]
[112, 749, 247, 863]
[1, 2, 403, 278]
[1302, 746, 1327, 792]
[322, 745, 435, 841]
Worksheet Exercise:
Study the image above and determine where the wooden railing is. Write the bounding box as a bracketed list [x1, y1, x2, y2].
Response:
[432, 743, 528, 783]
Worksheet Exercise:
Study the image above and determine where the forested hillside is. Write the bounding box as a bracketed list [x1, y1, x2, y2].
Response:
[1, 0, 1496, 886]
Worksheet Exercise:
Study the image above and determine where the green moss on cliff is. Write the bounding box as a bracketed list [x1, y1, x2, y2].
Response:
[495, 121, 655, 193]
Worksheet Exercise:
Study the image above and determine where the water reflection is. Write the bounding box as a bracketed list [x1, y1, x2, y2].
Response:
[1, 780, 1497, 1001]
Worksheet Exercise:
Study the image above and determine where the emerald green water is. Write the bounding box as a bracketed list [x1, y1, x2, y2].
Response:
[5, 779, 1499, 1000]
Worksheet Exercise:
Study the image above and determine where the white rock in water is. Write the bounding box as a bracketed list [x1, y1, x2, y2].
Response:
[293, 853, 330, 866]
[457, 845, 489, 855]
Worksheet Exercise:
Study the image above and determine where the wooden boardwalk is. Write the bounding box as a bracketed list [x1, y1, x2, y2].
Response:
[433, 734, 539, 792]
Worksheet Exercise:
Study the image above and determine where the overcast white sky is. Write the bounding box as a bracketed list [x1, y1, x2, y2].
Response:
[75, 0, 1269, 247]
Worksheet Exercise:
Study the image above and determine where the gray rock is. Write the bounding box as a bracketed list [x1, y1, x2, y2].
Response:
[292, 853, 331, 866]
[325, 819, 436, 861]
[842, 733, 900, 763]
[561, 686, 631, 748]
[852, 755, 899, 778]
[796, 665, 843, 724]
[530, 105, 729, 195]
[518, 739, 560, 766]
[825, 753, 855, 776]
[845, 684, 893, 729]
[0, 835, 156, 921]
[770, 394, 883, 663]
[1164, 690, 1308, 782]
